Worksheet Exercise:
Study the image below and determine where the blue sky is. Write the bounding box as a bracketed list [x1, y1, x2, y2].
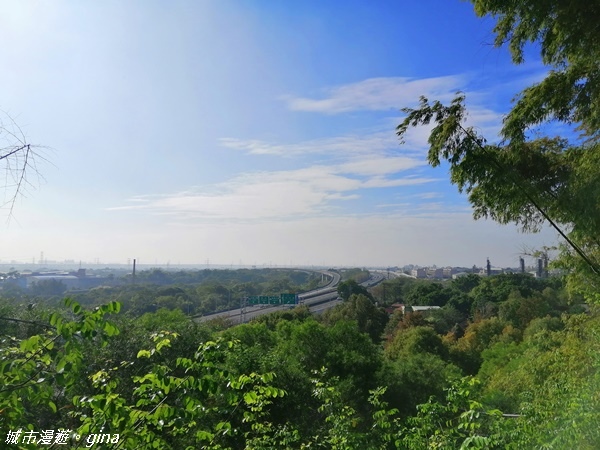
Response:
[0, 0, 558, 268]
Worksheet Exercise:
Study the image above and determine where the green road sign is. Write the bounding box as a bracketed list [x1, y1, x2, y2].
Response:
[281, 293, 297, 304]
[259, 296, 269, 304]
[248, 296, 259, 305]
[269, 296, 280, 305]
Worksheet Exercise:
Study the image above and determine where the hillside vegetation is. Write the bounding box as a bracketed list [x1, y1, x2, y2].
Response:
[1, 272, 598, 448]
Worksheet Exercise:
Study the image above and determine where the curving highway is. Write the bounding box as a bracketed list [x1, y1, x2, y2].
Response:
[195, 270, 340, 325]
[194, 270, 385, 325]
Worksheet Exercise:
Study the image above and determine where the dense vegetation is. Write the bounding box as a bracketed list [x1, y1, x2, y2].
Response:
[2, 271, 598, 448]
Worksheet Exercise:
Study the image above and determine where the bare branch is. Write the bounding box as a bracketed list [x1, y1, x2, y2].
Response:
[0, 111, 48, 221]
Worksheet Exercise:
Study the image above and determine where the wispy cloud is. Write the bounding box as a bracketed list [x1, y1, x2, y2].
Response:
[416, 192, 443, 199]
[219, 130, 402, 157]
[283, 76, 465, 114]
[110, 72, 528, 236]
[375, 202, 411, 209]
[109, 160, 437, 222]
[337, 155, 424, 176]
[361, 176, 438, 188]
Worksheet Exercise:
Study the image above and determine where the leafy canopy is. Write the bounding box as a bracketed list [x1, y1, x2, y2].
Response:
[397, 0, 600, 301]
[472, 0, 600, 140]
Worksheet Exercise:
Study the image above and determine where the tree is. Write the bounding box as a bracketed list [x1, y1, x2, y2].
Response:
[397, 0, 600, 302]
[471, 0, 600, 140]
[321, 293, 388, 342]
[451, 317, 512, 374]
[337, 279, 373, 301]
[381, 327, 461, 416]
[430, 305, 467, 335]
[451, 273, 482, 293]
[404, 281, 450, 306]
[385, 325, 448, 361]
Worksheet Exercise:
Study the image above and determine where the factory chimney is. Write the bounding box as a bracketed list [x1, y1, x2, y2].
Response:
[520, 257, 525, 273]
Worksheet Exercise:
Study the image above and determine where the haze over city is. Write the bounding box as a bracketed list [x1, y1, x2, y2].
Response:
[0, 1, 558, 268]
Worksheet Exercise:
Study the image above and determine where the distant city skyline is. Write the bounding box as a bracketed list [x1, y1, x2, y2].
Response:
[0, 1, 559, 268]
[0, 255, 552, 272]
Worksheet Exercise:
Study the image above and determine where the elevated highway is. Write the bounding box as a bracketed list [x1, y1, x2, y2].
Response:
[194, 270, 385, 325]
[195, 270, 340, 325]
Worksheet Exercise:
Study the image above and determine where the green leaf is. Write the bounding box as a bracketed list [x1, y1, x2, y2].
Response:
[137, 349, 152, 358]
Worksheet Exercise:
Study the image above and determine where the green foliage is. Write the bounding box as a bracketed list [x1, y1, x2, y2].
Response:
[476, 313, 600, 448]
[430, 305, 467, 335]
[251, 304, 312, 330]
[0, 298, 121, 438]
[382, 326, 462, 416]
[399, 96, 570, 233]
[336, 279, 373, 301]
[404, 281, 450, 307]
[0, 300, 291, 449]
[448, 317, 513, 374]
[399, 377, 508, 449]
[470, 274, 554, 305]
[48, 268, 330, 318]
[381, 353, 462, 418]
[80, 337, 290, 449]
[339, 268, 370, 283]
[386, 326, 448, 360]
[472, 0, 600, 139]
[451, 274, 482, 294]
[321, 294, 388, 342]
[0, 264, 595, 449]
[30, 279, 68, 297]
[371, 276, 416, 306]
[395, 311, 430, 331]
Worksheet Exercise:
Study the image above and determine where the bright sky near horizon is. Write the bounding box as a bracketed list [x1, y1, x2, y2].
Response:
[0, 0, 559, 268]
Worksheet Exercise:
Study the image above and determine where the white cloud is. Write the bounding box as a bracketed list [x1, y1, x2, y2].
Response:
[361, 176, 438, 188]
[416, 202, 445, 211]
[114, 169, 355, 220]
[283, 76, 464, 114]
[337, 155, 424, 176]
[416, 192, 444, 199]
[375, 202, 412, 209]
[219, 130, 403, 157]
[109, 157, 437, 222]
[274, 75, 509, 152]
[221, 78, 508, 162]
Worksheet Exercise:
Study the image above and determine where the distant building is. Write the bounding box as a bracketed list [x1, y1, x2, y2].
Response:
[429, 268, 444, 279]
[478, 265, 504, 276]
[443, 267, 457, 278]
[411, 268, 427, 278]
[21, 267, 108, 291]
